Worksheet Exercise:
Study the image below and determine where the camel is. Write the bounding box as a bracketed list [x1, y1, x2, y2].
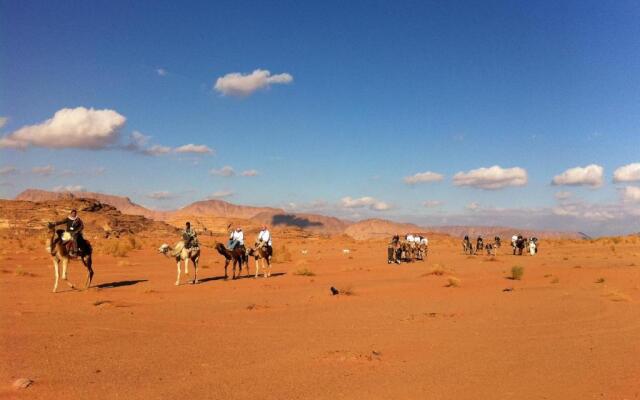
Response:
[158, 241, 200, 285]
[215, 242, 248, 279]
[247, 245, 272, 278]
[47, 228, 94, 293]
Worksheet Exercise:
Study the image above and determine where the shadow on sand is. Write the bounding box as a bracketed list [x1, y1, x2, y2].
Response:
[196, 272, 287, 284]
[96, 279, 148, 289]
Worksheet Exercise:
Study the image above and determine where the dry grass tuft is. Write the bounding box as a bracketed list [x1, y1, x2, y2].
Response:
[424, 264, 446, 276]
[295, 268, 315, 277]
[272, 245, 292, 263]
[603, 290, 632, 302]
[595, 277, 606, 284]
[14, 266, 36, 277]
[551, 277, 560, 284]
[510, 265, 524, 280]
[445, 276, 461, 287]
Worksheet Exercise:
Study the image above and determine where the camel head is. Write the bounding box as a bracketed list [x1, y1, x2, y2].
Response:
[158, 243, 170, 255]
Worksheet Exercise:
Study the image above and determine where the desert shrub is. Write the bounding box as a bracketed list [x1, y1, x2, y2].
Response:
[446, 276, 460, 287]
[551, 277, 559, 284]
[272, 245, 292, 263]
[425, 264, 446, 276]
[295, 268, 315, 277]
[510, 265, 524, 280]
[102, 239, 135, 257]
[341, 285, 355, 296]
[595, 277, 605, 283]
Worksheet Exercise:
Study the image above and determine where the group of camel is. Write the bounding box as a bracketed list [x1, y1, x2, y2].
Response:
[46, 225, 272, 293]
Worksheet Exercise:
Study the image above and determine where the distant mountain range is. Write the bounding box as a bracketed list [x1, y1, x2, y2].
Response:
[14, 189, 586, 240]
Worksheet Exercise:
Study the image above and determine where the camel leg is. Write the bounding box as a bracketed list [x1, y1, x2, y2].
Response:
[83, 255, 94, 289]
[267, 258, 271, 278]
[184, 256, 189, 274]
[224, 259, 229, 279]
[263, 259, 268, 278]
[255, 258, 259, 279]
[192, 257, 199, 284]
[175, 260, 181, 285]
[62, 258, 75, 289]
[53, 258, 59, 293]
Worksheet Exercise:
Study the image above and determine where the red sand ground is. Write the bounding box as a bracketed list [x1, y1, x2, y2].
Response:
[1, 237, 640, 399]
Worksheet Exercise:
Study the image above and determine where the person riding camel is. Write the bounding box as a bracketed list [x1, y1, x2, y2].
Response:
[476, 236, 484, 251]
[182, 222, 198, 249]
[256, 225, 273, 259]
[51, 209, 84, 257]
[228, 227, 244, 250]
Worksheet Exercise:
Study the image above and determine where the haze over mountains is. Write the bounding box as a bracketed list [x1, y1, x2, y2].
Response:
[14, 189, 586, 239]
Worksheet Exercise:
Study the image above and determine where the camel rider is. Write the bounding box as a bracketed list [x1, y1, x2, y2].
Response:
[182, 222, 198, 249]
[228, 227, 244, 250]
[53, 209, 84, 256]
[256, 225, 273, 258]
[477, 236, 483, 250]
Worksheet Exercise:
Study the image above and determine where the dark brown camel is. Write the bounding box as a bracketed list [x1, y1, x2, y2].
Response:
[47, 227, 94, 293]
[215, 242, 248, 279]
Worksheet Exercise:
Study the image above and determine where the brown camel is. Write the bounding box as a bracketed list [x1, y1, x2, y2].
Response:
[247, 244, 272, 278]
[158, 241, 200, 285]
[215, 242, 248, 279]
[47, 228, 94, 293]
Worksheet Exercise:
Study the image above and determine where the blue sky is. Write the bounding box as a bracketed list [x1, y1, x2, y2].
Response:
[1, 0, 639, 235]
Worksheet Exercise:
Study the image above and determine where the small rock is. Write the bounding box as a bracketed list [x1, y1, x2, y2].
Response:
[502, 287, 514, 292]
[330, 286, 339, 295]
[13, 378, 33, 390]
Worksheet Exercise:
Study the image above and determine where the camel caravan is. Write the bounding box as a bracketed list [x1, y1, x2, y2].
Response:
[459, 234, 539, 257]
[44, 208, 544, 293]
[387, 233, 428, 264]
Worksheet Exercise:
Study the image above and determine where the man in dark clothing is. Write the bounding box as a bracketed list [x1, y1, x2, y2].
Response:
[53, 209, 84, 256]
[182, 222, 198, 249]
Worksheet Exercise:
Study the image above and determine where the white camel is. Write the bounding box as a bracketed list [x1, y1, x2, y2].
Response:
[158, 241, 200, 285]
[529, 240, 537, 256]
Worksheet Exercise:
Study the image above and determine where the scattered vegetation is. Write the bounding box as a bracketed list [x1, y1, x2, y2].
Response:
[603, 290, 631, 302]
[595, 277, 606, 284]
[424, 264, 446, 276]
[446, 276, 461, 287]
[510, 265, 524, 280]
[14, 266, 36, 277]
[271, 245, 292, 263]
[341, 285, 356, 296]
[100, 238, 137, 257]
[550, 277, 559, 284]
[295, 268, 315, 277]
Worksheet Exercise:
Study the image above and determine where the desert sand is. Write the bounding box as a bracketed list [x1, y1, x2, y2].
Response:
[2, 229, 640, 399]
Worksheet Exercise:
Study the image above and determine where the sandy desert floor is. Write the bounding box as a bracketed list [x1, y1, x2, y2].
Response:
[1, 237, 640, 399]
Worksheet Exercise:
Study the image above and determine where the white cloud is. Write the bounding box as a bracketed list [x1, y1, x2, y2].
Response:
[466, 202, 480, 211]
[208, 190, 234, 199]
[552, 201, 618, 221]
[555, 191, 572, 200]
[340, 196, 390, 211]
[214, 69, 293, 96]
[124, 132, 210, 156]
[453, 166, 528, 190]
[0, 166, 17, 175]
[53, 185, 85, 192]
[423, 200, 443, 208]
[174, 144, 214, 154]
[621, 186, 640, 204]
[210, 166, 235, 177]
[613, 163, 640, 183]
[0, 107, 126, 149]
[403, 171, 444, 185]
[32, 165, 55, 176]
[147, 191, 176, 200]
[0, 117, 8, 129]
[146, 145, 172, 156]
[240, 169, 259, 177]
[156, 68, 167, 76]
[552, 164, 603, 187]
